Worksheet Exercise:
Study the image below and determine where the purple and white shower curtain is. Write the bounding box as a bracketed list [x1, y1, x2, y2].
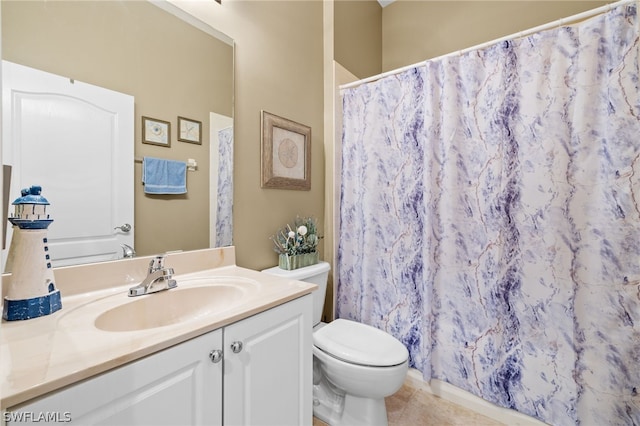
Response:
[337, 3, 640, 425]
[215, 126, 233, 247]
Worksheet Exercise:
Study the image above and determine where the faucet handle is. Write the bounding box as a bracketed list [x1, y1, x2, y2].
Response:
[148, 255, 165, 273]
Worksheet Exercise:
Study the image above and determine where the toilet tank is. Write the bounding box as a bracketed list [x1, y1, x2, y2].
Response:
[262, 261, 330, 326]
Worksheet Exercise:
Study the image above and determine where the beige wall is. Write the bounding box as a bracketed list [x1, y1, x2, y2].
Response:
[172, 1, 326, 271]
[234, 0, 325, 270]
[382, 1, 610, 71]
[2, 0, 233, 257]
[334, 0, 382, 79]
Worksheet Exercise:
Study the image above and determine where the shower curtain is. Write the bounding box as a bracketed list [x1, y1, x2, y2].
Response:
[337, 3, 640, 425]
[215, 126, 234, 247]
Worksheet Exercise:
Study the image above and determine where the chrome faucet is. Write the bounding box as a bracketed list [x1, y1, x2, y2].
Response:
[128, 255, 177, 297]
[121, 243, 136, 258]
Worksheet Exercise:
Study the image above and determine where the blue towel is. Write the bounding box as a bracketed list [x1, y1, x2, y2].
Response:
[142, 157, 187, 194]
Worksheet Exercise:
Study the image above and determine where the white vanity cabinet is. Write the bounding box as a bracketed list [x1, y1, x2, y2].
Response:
[7, 329, 223, 425]
[6, 295, 312, 426]
[224, 294, 312, 425]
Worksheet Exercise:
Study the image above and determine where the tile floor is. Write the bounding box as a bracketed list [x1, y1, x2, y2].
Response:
[313, 378, 504, 426]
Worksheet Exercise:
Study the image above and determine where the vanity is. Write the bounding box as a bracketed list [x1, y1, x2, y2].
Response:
[0, 247, 316, 425]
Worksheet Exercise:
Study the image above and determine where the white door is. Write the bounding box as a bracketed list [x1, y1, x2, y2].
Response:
[2, 60, 134, 267]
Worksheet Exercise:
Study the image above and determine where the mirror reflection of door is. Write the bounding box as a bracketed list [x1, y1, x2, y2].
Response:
[2, 60, 134, 268]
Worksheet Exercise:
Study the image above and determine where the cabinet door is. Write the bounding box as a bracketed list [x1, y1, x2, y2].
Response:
[7, 329, 223, 426]
[223, 295, 313, 426]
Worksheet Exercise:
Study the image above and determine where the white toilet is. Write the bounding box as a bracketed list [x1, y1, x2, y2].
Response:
[262, 261, 408, 426]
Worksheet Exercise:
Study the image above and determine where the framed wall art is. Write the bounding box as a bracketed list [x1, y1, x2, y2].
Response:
[142, 116, 171, 147]
[178, 116, 202, 145]
[261, 110, 311, 190]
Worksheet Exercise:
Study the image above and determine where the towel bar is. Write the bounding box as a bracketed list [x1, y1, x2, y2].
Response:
[135, 157, 197, 171]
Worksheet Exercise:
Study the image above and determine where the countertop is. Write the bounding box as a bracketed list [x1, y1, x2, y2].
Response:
[0, 247, 316, 409]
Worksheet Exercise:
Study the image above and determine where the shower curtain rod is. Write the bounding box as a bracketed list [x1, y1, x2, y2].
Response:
[340, 0, 636, 90]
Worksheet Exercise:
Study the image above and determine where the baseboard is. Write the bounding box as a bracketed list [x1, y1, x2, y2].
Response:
[405, 369, 548, 426]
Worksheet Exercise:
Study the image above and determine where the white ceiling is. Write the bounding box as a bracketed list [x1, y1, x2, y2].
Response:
[377, 0, 396, 7]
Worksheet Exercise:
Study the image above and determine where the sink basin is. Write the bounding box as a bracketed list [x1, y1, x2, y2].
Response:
[95, 283, 246, 332]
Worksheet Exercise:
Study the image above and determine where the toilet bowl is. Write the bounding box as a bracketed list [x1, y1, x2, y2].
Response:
[262, 261, 409, 426]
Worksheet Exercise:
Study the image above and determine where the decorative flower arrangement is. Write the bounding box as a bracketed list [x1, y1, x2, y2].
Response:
[271, 216, 320, 256]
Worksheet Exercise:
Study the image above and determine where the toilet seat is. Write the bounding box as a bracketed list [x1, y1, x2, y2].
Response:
[313, 319, 408, 367]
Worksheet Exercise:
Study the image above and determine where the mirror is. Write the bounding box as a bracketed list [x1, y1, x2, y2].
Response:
[1, 0, 234, 265]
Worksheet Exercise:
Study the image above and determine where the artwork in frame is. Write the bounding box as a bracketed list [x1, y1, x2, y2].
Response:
[142, 116, 171, 147]
[261, 110, 311, 190]
[178, 116, 202, 145]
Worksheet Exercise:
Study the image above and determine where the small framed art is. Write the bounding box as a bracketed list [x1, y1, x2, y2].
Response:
[142, 116, 171, 147]
[261, 110, 311, 190]
[178, 116, 202, 145]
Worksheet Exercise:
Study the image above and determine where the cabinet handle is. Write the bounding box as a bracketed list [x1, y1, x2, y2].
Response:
[230, 341, 243, 353]
[209, 349, 223, 363]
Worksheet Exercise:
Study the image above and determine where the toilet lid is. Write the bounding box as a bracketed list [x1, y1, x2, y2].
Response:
[313, 319, 409, 367]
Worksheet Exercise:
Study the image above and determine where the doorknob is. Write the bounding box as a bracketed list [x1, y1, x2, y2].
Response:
[114, 223, 132, 232]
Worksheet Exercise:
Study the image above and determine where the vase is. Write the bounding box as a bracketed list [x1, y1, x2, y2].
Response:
[278, 251, 319, 270]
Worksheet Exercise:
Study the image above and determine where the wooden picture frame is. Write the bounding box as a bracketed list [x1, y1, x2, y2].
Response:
[261, 111, 311, 190]
[178, 116, 202, 145]
[142, 116, 171, 147]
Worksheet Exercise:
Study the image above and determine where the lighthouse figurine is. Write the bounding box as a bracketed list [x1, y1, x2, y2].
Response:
[3, 185, 61, 321]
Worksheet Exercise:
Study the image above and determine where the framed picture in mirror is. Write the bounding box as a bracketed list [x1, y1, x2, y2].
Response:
[261, 110, 311, 190]
[142, 116, 171, 147]
[178, 116, 202, 145]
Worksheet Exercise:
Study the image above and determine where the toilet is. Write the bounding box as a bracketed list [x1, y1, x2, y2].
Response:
[262, 261, 408, 426]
